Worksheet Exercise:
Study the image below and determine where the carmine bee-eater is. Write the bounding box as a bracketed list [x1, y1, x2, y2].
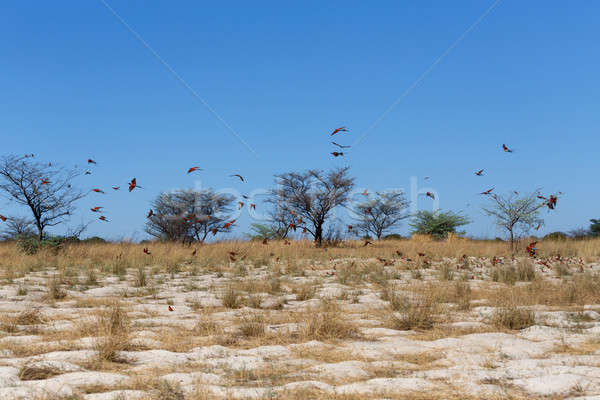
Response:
[330, 126, 348, 136]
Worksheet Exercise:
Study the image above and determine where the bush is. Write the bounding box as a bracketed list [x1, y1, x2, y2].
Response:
[16, 235, 79, 255]
[82, 236, 107, 244]
[382, 233, 405, 240]
[16, 236, 41, 255]
[544, 231, 568, 241]
[409, 210, 470, 240]
[391, 297, 435, 330]
[491, 305, 535, 330]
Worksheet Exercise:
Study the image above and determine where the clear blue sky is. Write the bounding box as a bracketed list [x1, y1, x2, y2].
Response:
[1, 1, 598, 240]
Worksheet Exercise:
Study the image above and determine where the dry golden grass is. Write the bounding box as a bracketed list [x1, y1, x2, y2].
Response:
[299, 298, 362, 341]
[93, 301, 131, 364]
[18, 363, 63, 381]
[1, 237, 598, 276]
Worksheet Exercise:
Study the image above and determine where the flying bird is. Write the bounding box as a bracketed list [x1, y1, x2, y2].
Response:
[211, 228, 218, 236]
[128, 178, 141, 192]
[192, 249, 197, 256]
[168, 305, 174, 312]
[90, 207, 103, 213]
[475, 169, 484, 176]
[99, 216, 109, 222]
[230, 174, 244, 182]
[238, 201, 244, 209]
[330, 126, 348, 136]
[0, 215, 7, 222]
[92, 188, 105, 194]
[425, 192, 435, 200]
[347, 225, 353, 232]
[331, 152, 344, 157]
[147, 209, 153, 218]
[502, 144, 513, 153]
[85, 170, 92, 175]
[187, 167, 202, 174]
[224, 220, 235, 229]
[250, 203, 256, 210]
[538, 194, 559, 210]
[143, 247, 151, 255]
[362, 189, 368, 196]
[112, 186, 120, 190]
[480, 187, 494, 195]
[363, 240, 373, 247]
[41, 178, 50, 185]
[88, 159, 97, 165]
[332, 142, 351, 149]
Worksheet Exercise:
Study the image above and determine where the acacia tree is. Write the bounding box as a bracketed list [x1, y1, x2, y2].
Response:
[409, 210, 470, 240]
[0, 216, 35, 241]
[352, 190, 410, 239]
[269, 167, 354, 246]
[0, 155, 86, 241]
[145, 189, 234, 243]
[482, 192, 544, 250]
[590, 219, 600, 237]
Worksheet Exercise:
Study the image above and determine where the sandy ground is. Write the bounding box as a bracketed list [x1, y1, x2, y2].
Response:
[0, 256, 599, 399]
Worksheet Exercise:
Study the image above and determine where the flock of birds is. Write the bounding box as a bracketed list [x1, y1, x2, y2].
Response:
[0, 133, 567, 312]
[84, 159, 246, 233]
[1, 130, 561, 245]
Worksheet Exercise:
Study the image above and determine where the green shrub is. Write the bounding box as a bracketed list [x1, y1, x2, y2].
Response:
[382, 234, 404, 240]
[16, 237, 41, 255]
[544, 232, 568, 241]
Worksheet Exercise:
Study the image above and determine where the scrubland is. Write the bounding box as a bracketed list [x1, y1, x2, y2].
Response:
[0, 237, 599, 399]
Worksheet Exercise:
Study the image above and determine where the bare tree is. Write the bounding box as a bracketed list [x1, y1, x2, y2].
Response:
[482, 192, 544, 250]
[0, 216, 35, 241]
[145, 189, 234, 243]
[0, 155, 86, 241]
[65, 220, 92, 240]
[269, 167, 354, 246]
[266, 206, 298, 240]
[352, 190, 410, 239]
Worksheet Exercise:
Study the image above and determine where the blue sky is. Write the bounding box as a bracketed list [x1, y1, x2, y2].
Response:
[1, 1, 598, 240]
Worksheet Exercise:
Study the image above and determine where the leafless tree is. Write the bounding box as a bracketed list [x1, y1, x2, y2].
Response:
[65, 220, 92, 240]
[0, 216, 35, 241]
[0, 155, 86, 241]
[352, 190, 410, 239]
[269, 167, 354, 246]
[482, 192, 544, 250]
[145, 189, 234, 243]
[264, 207, 298, 240]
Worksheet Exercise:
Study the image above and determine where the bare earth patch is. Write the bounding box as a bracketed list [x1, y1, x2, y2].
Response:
[0, 240, 599, 399]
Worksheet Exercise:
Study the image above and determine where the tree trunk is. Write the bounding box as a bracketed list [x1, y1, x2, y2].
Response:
[509, 229, 514, 252]
[315, 224, 322, 247]
[35, 221, 43, 242]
